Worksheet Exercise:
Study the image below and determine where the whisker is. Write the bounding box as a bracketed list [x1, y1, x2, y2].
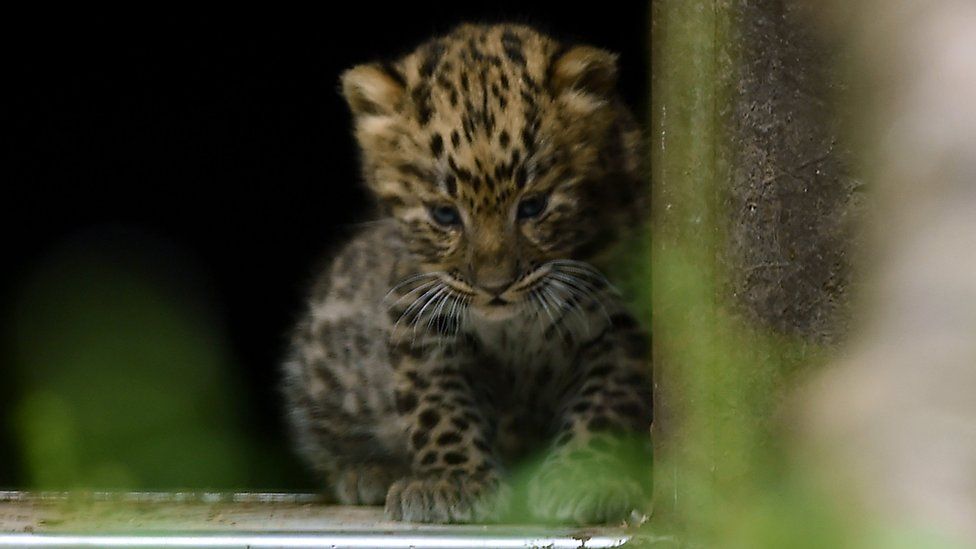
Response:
[446, 292, 460, 339]
[546, 278, 592, 337]
[541, 285, 577, 342]
[457, 296, 471, 338]
[555, 265, 612, 286]
[383, 272, 442, 304]
[534, 287, 565, 341]
[456, 295, 469, 338]
[548, 271, 613, 325]
[549, 260, 619, 294]
[384, 279, 439, 311]
[548, 271, 599, 299]
[426, 287, 454, 339]
[412, 286, 450, 343]
[393, 282, 443, 335]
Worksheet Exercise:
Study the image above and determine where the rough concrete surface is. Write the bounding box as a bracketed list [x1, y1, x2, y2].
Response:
[725, 0, 860, 344]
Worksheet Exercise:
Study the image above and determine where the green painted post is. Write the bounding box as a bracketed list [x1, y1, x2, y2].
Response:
[648, 0, 848, 540]
[650, 0, 735, 531]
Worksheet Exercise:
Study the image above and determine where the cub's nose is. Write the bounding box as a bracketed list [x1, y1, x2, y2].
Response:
[479, 279, 512, 296]
[472, 258, 518, 296]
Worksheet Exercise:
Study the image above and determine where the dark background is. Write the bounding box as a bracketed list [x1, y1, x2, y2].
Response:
[1, 4, 648, 490]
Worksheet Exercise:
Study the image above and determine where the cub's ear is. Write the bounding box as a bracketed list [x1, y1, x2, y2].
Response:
[340, 63, 406, 117]
[550, 45, 618, 97]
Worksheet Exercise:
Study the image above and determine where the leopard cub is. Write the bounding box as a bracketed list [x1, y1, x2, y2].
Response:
[282, 23, 651, 524]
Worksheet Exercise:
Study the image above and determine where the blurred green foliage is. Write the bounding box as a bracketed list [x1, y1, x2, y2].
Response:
[6, 236, 257, 490]
[648, 1, 964, 547]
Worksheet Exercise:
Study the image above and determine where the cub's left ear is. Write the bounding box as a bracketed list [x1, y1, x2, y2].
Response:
[550, 45, 619, 97]
[341, 63, 406, 118]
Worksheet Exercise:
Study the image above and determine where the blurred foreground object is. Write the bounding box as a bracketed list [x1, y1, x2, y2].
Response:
[652, 0, 975, 545]
[805, 0, 976, 544]
[651, 0, 857, 535]
[5, 233, 251, 489]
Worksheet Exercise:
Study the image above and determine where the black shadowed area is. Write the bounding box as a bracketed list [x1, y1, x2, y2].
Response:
[0, 4, 647, 490]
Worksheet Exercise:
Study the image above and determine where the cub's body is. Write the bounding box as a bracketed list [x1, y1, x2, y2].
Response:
[283, 24, 652, 524]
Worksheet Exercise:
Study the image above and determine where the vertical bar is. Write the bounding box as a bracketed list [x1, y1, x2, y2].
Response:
[650, 0, 731, 529]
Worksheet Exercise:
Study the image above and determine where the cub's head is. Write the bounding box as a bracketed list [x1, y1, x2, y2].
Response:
[342, 24, 644, 320]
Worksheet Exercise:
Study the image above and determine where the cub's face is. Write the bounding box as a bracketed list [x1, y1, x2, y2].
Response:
[342, 25, 642, 320]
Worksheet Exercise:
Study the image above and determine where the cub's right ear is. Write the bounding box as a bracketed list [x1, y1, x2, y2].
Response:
[340, 63, 406, 118]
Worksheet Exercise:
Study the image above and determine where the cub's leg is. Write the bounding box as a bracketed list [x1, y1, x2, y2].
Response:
[383, 342, 508, 523]
[282, 316, 408, 505]
[528, 312, 653, 524]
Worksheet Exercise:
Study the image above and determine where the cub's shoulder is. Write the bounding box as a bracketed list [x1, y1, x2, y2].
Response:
[309, 220, 404, 307]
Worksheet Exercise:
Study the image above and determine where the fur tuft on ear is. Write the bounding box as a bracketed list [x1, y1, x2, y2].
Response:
[550, 45, 619, 97]
[341, 63, 406, 117]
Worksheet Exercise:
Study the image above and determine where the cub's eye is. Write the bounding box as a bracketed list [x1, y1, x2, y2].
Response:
[517, 194, 549, 220]
[429, 204, 462, 226]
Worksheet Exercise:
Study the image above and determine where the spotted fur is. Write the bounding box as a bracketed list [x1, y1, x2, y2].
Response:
[282, 23, 651, 524]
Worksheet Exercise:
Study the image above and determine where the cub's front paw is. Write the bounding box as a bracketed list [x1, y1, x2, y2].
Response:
[384, 475, 508, 523]
[333, 464, 405, 505]
[528, 451, 648, 525]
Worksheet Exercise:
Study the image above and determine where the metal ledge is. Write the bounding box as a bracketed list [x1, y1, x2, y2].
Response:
[0, 492, 638, 548]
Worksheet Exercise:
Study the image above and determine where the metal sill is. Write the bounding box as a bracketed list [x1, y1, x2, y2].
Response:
[0, 492, 639, 548]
